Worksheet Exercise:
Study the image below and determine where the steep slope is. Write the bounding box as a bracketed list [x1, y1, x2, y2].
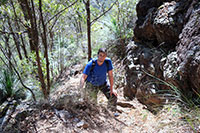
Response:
[2, 63, 196, 132]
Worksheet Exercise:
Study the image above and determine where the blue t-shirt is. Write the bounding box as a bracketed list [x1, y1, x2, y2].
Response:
[83, 57, 113, 86]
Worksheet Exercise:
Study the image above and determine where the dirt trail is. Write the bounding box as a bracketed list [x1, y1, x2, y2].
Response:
[48, 73, 192, 133]
[5, 65, 193, 133]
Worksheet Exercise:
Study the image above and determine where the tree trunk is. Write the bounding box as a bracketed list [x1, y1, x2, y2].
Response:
[20, 34, 28, 59]
[18, 0, 37, 51]
[4, 35, 12, 71]
[49, 31, 54, 52]
[18, 0, 48, 99]
[39, 0, 51, 96]
[35, 47, 47, 99]
[7, 18, 23, 60]
[49, 31, 54, 84]
[86, 0, 91, 61]
[11, 0, 28, 58]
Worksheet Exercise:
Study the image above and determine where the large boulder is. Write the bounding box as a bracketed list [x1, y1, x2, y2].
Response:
[122, 0, 200, 108]
[124, 41, 166, 107]
[176, 0, 200, 100]
[134, 0, 192, 47]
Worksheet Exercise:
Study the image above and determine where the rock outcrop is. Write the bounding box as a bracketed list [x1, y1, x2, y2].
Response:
[123, 0, 200, 107]
[124, 41, 166, 109]
[134, 0, 191, 47]
[176, 0, 200, 100]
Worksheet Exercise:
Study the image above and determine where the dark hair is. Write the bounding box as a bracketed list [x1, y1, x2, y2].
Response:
[98, 48, 107, 55]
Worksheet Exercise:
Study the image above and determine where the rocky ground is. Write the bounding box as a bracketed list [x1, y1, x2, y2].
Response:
[2, 63, 198, 133]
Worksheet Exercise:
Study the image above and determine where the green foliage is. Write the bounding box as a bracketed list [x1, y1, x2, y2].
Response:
[0, 69, 26, 101]
[18, 52, 37, 77]
[0, 0, 8, 6]
[2, 69, 13, 97]
[111, 16, 121, 38]
[141, 69, 197, 106]
[110, 0, 138, 39]
[51, 34, 84, 66]
[139, 69, 200, 130]
[17, 51, 49, 90]
[0, 0, 139, 99]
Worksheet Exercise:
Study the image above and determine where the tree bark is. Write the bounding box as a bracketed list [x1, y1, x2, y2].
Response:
[11, 0, 28, 58]
[20, 34, 28, 59]
[35, 47, 47, 99]
[86, 0, 91, 61]
[18, 0, 48, 99]
[18, 0, 38, 51]
[39, 0, 51, 97]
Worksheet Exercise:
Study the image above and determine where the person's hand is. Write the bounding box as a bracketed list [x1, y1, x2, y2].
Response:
[110, 89, 117, 97]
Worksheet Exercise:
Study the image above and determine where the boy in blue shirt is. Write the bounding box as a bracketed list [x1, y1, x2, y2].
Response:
[80, 48, 117, 110]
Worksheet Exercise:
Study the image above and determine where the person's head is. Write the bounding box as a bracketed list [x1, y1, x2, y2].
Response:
[97, 48, 107, 63]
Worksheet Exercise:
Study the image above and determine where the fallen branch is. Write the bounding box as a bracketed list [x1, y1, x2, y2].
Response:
[117, 102, 136, 109]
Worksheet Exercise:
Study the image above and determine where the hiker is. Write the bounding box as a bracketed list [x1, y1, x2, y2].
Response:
[80, 48, 117, 110]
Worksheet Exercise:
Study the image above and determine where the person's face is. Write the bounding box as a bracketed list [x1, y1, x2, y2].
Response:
[98, 52, 107, 63]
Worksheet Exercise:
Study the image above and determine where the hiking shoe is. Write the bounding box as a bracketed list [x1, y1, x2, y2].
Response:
[114, 112, 119, 117]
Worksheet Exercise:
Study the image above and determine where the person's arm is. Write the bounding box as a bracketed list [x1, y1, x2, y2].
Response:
[80, 73, 88, 88]
[108, 70, 117, 96]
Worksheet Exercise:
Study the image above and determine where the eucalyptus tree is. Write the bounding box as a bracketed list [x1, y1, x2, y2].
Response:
[0, 0, 77, 100]
[82, 0, 117, 61]
[18, 0, 77, 99]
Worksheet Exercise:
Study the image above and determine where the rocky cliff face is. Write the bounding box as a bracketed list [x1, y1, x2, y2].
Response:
[176, 0, 200, 100]
[123, 0, 200, 108]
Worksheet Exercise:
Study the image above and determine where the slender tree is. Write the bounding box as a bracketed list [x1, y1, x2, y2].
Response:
[84, 0, 91, 61]
[16, 0, 77, 99]
[83, 0, 117, 61]
[10, 0, 28, 58]
[17, 0, 48, 99]
[7, 17, 23, 60]
[39, 0, 50, 96]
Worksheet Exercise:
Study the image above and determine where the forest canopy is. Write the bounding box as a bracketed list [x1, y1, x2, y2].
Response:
[0, 0, 138, 101]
